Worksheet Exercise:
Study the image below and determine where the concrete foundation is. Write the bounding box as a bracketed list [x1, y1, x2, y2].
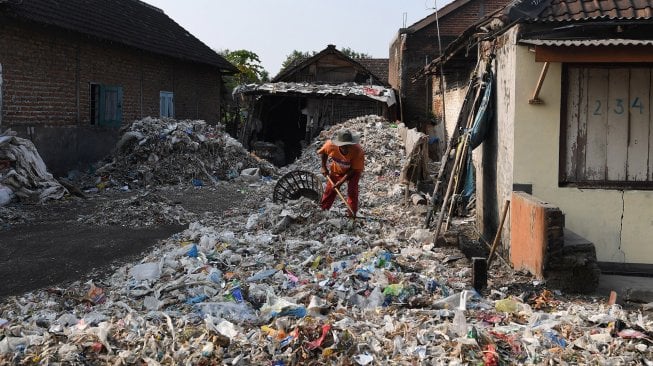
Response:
[11, 125, 120, 177]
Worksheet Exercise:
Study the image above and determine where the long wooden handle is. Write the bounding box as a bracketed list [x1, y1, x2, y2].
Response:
[327, 176, 356, 217]
[487, 199, 510, 266]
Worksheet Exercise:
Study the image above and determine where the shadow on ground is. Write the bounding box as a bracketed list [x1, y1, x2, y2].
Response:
[0, 184, 247, 300]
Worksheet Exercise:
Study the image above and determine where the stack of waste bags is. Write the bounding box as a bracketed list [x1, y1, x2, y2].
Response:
[0, 130, 67, 206]
[85, 117, 277, 190]
[1, 116, 652, 365]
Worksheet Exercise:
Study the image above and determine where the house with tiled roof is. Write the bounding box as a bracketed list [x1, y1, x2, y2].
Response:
[0, 0, 237, 174]
[422, 0, 653, 282]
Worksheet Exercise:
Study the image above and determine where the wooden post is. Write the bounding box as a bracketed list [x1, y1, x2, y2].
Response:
[487, 199, 510, 267]
[528, 62, 549, 104]
[472, 257, 488, 291]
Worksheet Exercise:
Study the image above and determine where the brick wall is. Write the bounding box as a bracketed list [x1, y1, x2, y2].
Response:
[0, 19, 224, 173]
[388, 33, 404, 97]
[1, 20, 222, 126]
[399, 0, 509, 127]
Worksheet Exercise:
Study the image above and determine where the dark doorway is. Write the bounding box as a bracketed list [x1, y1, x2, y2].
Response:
[259, 96, 307, 166]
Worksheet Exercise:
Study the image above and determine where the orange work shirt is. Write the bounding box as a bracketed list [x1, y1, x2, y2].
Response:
[318, 140, 364, 176]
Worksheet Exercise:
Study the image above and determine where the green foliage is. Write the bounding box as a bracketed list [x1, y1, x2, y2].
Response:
[339, 47, 372, 59]
[281, 50, 316, 70]
[218, 49, 269, 93]
[280, 47, 372, 72]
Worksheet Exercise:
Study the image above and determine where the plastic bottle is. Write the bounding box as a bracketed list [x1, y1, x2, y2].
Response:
[208, 268, 223, 284]
[452, 290, 469, 336]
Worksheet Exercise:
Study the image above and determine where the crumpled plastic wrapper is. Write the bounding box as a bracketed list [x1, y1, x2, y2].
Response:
[0, 132, 68, 205]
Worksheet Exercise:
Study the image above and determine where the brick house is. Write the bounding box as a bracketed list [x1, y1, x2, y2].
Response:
[389, 0, 509, 131]
[0, 0, 237, 175]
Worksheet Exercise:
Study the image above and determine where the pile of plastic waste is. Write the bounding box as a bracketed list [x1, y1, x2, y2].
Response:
[84, 118, 277, 190]
[1, 116, 651, 365]
[0, 131, 68, 206]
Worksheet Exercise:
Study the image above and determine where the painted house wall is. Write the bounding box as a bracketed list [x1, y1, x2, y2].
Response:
[487, 26, 653, 264]
[0, 20, 223, 175]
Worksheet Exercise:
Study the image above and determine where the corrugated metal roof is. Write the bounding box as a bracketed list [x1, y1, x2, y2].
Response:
[520, 38, 653, 45]
[533, 0, 653, 22]
[233, 82, 397, 107]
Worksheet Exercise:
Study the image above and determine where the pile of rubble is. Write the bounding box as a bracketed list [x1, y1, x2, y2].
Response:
[1, 116, 652, 365]
[84, 118, 277, 190]
[0, 131, 68, 206]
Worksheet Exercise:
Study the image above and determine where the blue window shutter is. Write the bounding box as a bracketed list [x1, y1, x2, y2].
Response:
[160, 94, 166, 117]
[160, 91, 174, 118]
[99, 86, 123, 127]
[98, 86, 106, 125]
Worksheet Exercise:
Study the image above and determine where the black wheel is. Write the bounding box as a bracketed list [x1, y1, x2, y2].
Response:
[273, 170, 323, 203]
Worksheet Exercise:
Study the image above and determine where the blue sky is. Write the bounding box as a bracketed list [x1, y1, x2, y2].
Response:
[144, 1, 450, 76]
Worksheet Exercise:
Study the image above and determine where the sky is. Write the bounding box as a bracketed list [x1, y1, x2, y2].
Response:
[144, 0, 449, 76]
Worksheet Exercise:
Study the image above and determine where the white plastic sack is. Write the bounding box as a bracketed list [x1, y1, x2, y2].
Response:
[0, 184, 14, 206]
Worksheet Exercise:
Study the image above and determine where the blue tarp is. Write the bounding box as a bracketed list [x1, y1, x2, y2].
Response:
[468, 71, 494, 150]
[462, 71, 494, 201]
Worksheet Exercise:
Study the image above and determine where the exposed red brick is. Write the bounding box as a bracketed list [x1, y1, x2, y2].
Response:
[1, 20, 223, 127]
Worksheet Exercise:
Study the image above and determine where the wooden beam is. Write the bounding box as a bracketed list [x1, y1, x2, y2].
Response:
[535, 45, 653, 63]
[529, 62, 549, 105]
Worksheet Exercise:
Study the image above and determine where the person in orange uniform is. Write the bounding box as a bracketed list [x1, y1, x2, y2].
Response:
[318, 129, 364, 217]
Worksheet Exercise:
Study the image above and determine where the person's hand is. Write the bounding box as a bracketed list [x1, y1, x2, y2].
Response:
[321, 167, 329, 177]
[335, 178, 346, 189]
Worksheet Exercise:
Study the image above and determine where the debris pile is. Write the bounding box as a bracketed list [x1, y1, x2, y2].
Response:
[0, 131, 68, 205]
[1, 116, 652, 365]
[87, 118, 277, 189]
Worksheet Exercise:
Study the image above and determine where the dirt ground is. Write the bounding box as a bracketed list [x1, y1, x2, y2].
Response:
[0, 184, 249, 300]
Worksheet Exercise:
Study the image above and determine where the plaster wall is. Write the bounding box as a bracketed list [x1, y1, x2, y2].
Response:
[509, 36, 653, 264]
[475, 28, 516, 251]
[443, 86, 468, 143]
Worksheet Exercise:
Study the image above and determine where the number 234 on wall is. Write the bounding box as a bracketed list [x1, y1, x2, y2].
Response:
[593, 97, 645, 115]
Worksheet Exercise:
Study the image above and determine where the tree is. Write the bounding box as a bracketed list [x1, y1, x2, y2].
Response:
[217, 49, 269, 136]
[220, 49, 268, 86]
[281, 50, 316, 70]
[280, 47, 372, 71]
[340, 47, 372, 59]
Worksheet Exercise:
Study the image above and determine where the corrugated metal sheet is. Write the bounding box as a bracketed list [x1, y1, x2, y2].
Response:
[533, 0, 653, 22]
[520, 38, 653, 46]
[233, 82, 397, 106]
